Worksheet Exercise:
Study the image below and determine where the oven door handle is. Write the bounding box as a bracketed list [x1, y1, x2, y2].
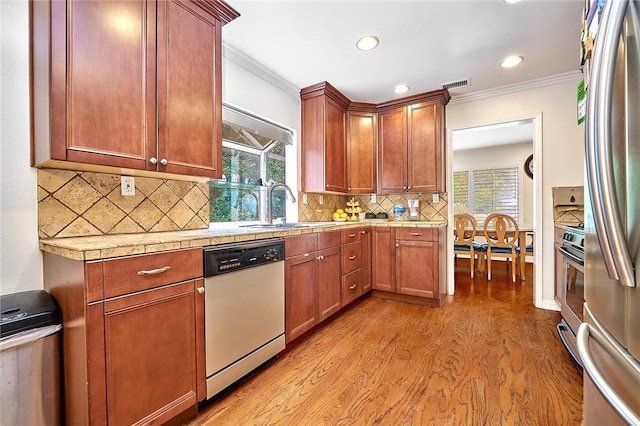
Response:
[558, 246, 584, 266]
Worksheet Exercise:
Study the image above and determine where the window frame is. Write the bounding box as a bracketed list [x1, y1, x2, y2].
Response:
[453, 161, 522, 226]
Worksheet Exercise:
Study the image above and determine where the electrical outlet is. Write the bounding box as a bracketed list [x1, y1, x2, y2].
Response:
[432, 193, 439, 204]
[121, 176, 135, 196]
[318, 195, 324, 205]
[371, 194, 377, 203]
[302, 194, 308, 205]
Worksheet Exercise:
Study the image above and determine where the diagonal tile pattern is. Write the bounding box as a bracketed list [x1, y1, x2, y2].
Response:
[38, 169, 210, 238]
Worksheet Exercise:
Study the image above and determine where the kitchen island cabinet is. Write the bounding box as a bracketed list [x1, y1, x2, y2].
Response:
[32, 0, 239, 179]
[43, 248, 204, 425]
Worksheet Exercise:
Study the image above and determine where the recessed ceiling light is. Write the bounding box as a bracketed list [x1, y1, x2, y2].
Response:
[393, 84, 410, 94]
[501, 55, 524, 68]
[502, 0, 522, 4]
[356, 35, 379, 51]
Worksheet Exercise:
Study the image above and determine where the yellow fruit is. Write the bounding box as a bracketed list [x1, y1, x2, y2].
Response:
[332, 212, 341, 219]
[336, 208, 344, 214]
[356, 207, 362, 212]
[340, 212, 348, 218]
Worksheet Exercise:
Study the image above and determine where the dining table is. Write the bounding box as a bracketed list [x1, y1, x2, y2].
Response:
[470, 227, 534, 276]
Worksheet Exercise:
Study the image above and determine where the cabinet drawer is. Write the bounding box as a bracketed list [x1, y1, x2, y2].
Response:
[395, 228, 435, 241]
[318, 230, 341, 250]
[103, 249, 201, 298]
[341, 229, 363, 244]
[342, 242, 362, 274]
[285, 234, 317, 257]
[342, 269, 362, 306]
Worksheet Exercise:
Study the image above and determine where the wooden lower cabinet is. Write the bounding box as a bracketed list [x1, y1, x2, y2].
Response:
[285, 250, 318, 342]
[360, 227, 372, 293]
[372, 226, 446, 305]
[43, 248, 204, 425]
[317, 246, 342, 321]
[373, 227, 395, 292]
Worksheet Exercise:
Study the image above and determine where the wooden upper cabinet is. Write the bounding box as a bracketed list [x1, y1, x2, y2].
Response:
[157, 0, 222, 177]
[377, 107, 407, 193]
[300, 82, 349, 193]
[346, 106, 377, 194]
[407, 100, 445, 193]
[377, 92, 449, 194]
[32, 0, 239, 179]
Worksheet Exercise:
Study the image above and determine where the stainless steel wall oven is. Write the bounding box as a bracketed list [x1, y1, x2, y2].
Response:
[557, 225, 585, 367]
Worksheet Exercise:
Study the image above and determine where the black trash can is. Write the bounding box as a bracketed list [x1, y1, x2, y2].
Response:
[1, 290, 62, 426]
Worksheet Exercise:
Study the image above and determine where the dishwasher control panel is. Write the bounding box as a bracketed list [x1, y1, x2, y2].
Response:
[204, 239, 285, 277]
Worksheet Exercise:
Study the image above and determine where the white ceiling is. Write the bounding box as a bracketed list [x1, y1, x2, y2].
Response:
[222, 0, 584, 104]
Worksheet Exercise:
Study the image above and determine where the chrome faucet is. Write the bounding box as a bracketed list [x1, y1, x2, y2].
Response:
[266, 183, 296, 224]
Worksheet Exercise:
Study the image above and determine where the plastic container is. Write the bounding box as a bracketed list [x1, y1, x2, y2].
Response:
[393, 205, 406, 221]
[1, 290, 62, 426]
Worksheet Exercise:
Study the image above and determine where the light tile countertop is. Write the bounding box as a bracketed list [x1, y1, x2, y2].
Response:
[40, 220, 447, 261]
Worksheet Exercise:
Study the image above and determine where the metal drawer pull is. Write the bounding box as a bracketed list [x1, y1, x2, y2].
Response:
[361, 230, 366, 234]
[137, 266, 171, 276]
[349, 255, 357, 260]
[410, 232, 423, 236]
[349, 284, 357, 290]
[349, 233, 356, 238]
[197, 287, 205, 294]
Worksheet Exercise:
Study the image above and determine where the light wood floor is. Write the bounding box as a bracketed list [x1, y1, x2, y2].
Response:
[187, 260, 583, 425]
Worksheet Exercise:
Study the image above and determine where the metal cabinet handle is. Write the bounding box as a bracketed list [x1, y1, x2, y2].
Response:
[149, 157, 158, 165]
[402, 186, 407, 190]
[137, 266, 171, 276]
[349, 233, 356, 238]
[303, 253, 310, 257]
[395, 243, 399, 247]
[160, 158, 168, 166]
[577, 313, 640, 425]
[585, 0, 635, 288]
[319, 255, 324, 261]
[360, 230, 366, 234]
[410, 232, 423, 236]
[349, 255, 356, 260]
[407, 186, 412, 190]
[349, 284, 357, 290]
[197, 287, 205, 294]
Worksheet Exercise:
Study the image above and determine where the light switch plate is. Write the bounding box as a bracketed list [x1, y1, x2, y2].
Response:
[371, 194, 377, 203]
[302, 194, 308, 205]
[432, 193, 439, 204]
[318, 195, 324, 205]
[121, 176, 135, 196]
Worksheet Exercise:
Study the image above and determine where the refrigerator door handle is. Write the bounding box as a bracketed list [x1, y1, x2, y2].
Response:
[577, 319, 640, 425]
[586, 0, 636, 288]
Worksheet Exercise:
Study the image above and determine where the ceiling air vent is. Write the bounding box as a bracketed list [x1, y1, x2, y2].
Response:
[441, 78, 471, 90]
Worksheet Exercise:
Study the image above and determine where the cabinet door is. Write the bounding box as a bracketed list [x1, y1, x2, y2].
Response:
[407, 100, 443, 192]
[103, 281, 197, 425]
[378, 107, 407, 193]
[373, 227, 395, 292]
[395, 240, 438, 298]
[347, 111, 377, 194]
[360, 228, 372, 293]
[285, 253, 318, 343]
[324, 97, 348, 192]
[317, 246, 342, 322]
[57, 0, 156, 169]
[157, 0, 221, 178]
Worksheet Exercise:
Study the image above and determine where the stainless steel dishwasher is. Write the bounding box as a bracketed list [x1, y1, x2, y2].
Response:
[203, 239, 285, 399]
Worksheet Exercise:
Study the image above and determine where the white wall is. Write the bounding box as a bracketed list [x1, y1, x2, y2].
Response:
[453, 142, 534, 228]
[0, 0, 43, 295]
[447, 75, 585, 309]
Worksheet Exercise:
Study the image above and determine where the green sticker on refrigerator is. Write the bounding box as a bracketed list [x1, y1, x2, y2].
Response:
[577, 79, 586, 125]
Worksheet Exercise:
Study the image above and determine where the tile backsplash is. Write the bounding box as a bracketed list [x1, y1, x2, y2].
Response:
[298, 192, 448, 222]
[38, 169, 209, 238]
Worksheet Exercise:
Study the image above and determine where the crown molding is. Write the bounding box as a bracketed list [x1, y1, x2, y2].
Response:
[222, 42, 300, 100]
[448, 71, 583, 105]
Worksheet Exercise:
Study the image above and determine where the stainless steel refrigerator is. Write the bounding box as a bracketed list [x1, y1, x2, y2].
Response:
[578, 0, 640, 424]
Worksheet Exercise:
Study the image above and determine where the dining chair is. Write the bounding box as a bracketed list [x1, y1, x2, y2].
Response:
[481, 213, 520, 282]
[519, 231, 533, 281]
[453, 214, 481, 277]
